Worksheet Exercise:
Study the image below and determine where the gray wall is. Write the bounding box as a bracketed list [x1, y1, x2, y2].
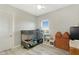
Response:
[0, 5, 37, 48]
[14, 8, 37, 47]
[37, 5, 79, 39]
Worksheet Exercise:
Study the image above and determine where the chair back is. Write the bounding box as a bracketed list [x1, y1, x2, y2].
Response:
[55, 32, 62, 39]
[62, 32, 70, 39]
[62, 32, 70, 51]
[55, 32, 62, 48]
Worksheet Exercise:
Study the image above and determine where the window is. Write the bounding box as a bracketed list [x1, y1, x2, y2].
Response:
[41, 19, 49, 30]
[41, 19, 50, 41]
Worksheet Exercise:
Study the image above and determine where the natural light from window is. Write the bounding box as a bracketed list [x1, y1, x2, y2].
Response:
[41, 19, 49, 30]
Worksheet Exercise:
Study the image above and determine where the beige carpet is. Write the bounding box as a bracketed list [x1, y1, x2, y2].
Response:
[0, 44, 69, 55]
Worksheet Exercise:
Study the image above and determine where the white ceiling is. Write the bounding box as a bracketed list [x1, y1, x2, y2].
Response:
[10, 4, 70, 16]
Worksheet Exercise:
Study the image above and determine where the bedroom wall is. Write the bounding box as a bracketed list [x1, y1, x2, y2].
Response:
[14, 8, 36, 47]
[37, 5, 79, 39]
[0, 4, 36, 48]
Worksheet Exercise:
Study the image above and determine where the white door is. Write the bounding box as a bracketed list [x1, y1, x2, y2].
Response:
[0, 11, 13, 51]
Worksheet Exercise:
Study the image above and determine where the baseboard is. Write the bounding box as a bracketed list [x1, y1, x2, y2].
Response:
[11, 45, 21, 49]
[0, 45, 21, 52]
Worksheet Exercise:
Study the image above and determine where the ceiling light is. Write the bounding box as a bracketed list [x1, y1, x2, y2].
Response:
[37, 5, 45, 10]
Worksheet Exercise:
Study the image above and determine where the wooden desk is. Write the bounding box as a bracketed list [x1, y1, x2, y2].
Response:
[70, 40, 79, 55]
[70, 47, 79, 55]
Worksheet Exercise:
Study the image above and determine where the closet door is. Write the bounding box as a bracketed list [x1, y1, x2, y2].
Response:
[0, 11, 12, 51]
